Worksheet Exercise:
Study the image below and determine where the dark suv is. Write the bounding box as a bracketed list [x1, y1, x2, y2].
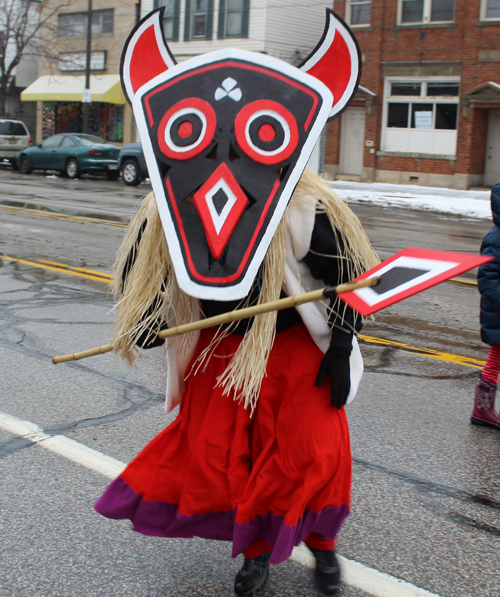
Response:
[118, 142, 149, 186]
[0, 119, 31, 168]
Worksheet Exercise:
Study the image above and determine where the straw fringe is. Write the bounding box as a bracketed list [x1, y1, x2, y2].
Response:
[110, 192, 196, 365]
[214, 218, 287, 414]
[109, 169, 379, 409]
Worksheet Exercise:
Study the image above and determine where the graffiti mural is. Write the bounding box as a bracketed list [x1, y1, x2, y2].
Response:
[55, 102, 82, 134]
[42, 103, 56, 139]
[89, 103, 124, 142]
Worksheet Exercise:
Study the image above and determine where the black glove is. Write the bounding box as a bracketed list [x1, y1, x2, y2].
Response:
[315, 346, 351, 409]
[136, 321, 167, 349]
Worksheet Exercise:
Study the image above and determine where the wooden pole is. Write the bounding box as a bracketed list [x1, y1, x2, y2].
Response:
[52, 277, 378, 364]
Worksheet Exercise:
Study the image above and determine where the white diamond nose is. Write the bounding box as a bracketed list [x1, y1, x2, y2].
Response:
[215, 77, 242, 102]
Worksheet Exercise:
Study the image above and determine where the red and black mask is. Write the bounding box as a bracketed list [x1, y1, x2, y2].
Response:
[121, 9, 361, 300]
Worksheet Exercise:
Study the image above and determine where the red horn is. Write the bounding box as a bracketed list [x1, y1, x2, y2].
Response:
[120, 9, 177, 104]
[300, 9, 361, 120]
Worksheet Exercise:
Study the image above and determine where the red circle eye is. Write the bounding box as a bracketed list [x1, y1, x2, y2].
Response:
[259, 123, 276, 143]
[235, 100, 299, 165]
[178, 121, 194, 139]
[158, 98, 216, 160]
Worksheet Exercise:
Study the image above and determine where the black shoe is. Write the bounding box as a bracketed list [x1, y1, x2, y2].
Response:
[234, 552, 271, 595]
[307, 547, 341, 595]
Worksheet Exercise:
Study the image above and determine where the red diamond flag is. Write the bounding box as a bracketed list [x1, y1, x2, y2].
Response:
[338, 247, 493, 317]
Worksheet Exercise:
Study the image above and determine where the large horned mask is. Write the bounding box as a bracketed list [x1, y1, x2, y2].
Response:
[121, 9, 361, 300]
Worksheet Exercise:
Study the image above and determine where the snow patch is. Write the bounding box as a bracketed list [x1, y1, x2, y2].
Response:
[329, 181, 492, 220]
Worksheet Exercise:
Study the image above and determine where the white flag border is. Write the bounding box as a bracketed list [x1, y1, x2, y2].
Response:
[354, 256, 459, 307]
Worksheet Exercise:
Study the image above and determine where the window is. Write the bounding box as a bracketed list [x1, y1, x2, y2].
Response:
[154, 0, 180, 40]
[60, 136, 77, 148]
[383, 79, 460, 155]
[218, 0, 249, 38]
[481, 0, 500, 20]
[184, 0, 213, 39]
[0, 121, 28, 135]
[91, 9, 114, 34]
[400, 0, 454, 24]
[76, 134, 113, 145]
[347, 0, 371, 26]
[41, 136, 63, 148]
[59, 51, 106, 71]
[387, 103, 458, 129]
[58, 10, 114, 37]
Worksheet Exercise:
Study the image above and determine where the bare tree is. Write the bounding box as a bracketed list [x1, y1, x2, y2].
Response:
[0, 0, 72, 116]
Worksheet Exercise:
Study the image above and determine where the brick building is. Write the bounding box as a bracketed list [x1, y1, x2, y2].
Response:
[326, 0, 500, 189]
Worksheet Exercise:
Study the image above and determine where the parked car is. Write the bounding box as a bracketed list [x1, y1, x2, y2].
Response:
[0, 118, 31, 168]
[118, 142, 148, 186]
[18, 133, 120, 179]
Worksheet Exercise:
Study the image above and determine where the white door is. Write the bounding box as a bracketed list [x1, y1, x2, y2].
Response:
[340, 107, 365, 175]
[307, 137, 321, 173]
[485, 110, 500, 187]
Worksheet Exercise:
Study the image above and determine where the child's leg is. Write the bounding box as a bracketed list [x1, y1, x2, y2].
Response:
[481, 345, 500, 385]
[472, 346, 499, 427]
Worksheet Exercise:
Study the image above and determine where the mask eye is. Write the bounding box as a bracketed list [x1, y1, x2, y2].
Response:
[235, 100, 299, 165]
[158, 98, 216, 160]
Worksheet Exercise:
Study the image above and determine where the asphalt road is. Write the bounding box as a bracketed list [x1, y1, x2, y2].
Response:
[0, 169, 499, 597]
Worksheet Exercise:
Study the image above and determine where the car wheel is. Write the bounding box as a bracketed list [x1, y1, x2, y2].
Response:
[106, 170, 120, 181]
[122, 159, 141, 186]
[65, 157, 80, 179]
[11, 158, 19, 170]
[19, 155, 33, 174]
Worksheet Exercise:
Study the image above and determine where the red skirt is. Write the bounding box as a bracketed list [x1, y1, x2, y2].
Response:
[95, 323, 351, 564]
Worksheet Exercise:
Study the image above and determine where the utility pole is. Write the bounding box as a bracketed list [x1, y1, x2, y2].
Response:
[82, 0, 92, 133]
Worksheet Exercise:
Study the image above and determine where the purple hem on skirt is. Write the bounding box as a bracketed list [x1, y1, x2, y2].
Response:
[94, 476, 349, 564]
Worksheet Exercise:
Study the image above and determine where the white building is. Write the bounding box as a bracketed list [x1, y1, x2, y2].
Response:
[141, 0, 332, 64]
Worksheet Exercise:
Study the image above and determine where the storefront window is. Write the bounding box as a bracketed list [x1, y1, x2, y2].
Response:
[42, 102, 124, 142]
[383, 79, 459, 155]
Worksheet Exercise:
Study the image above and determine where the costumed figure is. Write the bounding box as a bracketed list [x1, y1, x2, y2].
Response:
[473, 182, 500, 430]
[94, 9, 380, 595]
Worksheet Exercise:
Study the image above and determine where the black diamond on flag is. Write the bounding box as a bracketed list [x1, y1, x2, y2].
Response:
[337, 247, 495, 316]
[372, 267, 429, 295]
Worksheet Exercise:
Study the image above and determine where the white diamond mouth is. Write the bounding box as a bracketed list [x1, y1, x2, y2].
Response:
[204, 177, 238, 235]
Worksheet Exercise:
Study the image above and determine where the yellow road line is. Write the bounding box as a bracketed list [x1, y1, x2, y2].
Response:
[449, 277, 477, 286]
[0, 253, 486, 369]
[36, 259, 112, 279]
[360, 334, 485, 369]
[0, 205, 481, 287]
[0, 204, 127, 228]
[0, 254, 111, 283]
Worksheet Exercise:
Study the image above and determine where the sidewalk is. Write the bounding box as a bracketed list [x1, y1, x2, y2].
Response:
[329, 180, 492, 220]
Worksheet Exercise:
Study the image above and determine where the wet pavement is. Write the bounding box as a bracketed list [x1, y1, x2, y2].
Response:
[0, 168, 499, 597]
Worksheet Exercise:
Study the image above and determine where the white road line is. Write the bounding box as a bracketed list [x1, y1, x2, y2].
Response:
[0, 411, 124, 478]
[291, 545, 444, 597]
[0, 410, 444, 597]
